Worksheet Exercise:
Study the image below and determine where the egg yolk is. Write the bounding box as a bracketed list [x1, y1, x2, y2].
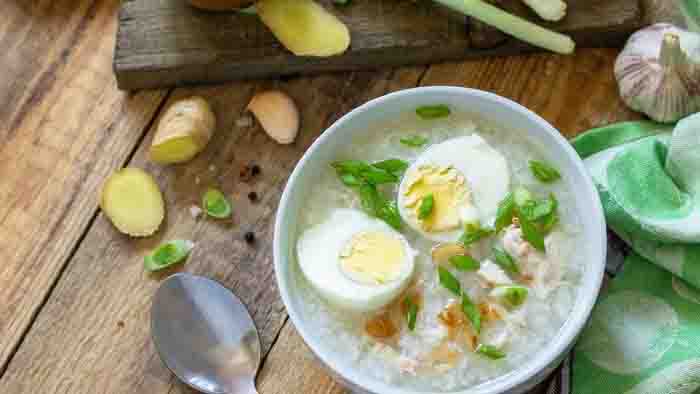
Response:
[403, 165, 473, 232]
[339, 231, 405, 285]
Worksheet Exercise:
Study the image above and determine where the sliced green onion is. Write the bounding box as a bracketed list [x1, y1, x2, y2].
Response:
[492, 247, 520, 275]
[432, 0, 575, 54]
[494, 192, 515, 232]
[517, 193, 559, 235]
[400, 135, 429, 147]
[529, 160, 561, 183]
[438, 266, 462, 296]
[476, 344, 506, 360]
[517, 210, 546, 252]
[144, 240, 194, 272]
[491, 285, 529, 307]
[459, 223, 494, 246]
[203, 188, 232, 219]
[539, 195, 560, 234]
[332, 160, 399, 185]
[418, 194, 435, 220]
[332, 159, 403, 229]
[404, 298, 419, 331]
[416, 105, 451, 120]
[513, 186, 534, 207]
[461, 292, 482, 334]
[339, 173, 363, 187]
[376, 200, 402, 230]
[372, 159, 409, 175]
[450, 255, 480, 271]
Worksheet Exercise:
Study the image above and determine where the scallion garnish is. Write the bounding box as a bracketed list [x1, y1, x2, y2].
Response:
[404, 298, 419, 331]
[332, 159, 405, 229]
[494, 192, 515, 233]
[516, 210, 546, 252]
[438, 266, 462, 296]
[418, 194, 435, 220]
[529, 160, 561, 183]
[144, 240, 194, 272]
[461, 292, 482, 334]
[492, 247, 520, 275]
[449, 255, 480, 271]
[416, 105, 451, 120]
[459, 223, 494, 246]
[400, 135, 429, 147]
[372, 159, 409, 176]
[476, 344, 506, 360]
[491, 286, 529, 308]
[203, 188, 232, 219]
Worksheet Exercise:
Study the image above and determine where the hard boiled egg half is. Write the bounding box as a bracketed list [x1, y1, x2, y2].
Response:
[296, 209, 417, 312]
[398, 135, 510, 242]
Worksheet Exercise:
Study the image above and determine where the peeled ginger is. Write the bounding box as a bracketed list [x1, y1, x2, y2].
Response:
[100, 168, 165, 237]
[257, 0, 351, 57]
[150, 96, 216, 165]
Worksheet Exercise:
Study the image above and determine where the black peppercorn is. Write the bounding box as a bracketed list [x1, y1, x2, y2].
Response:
[251, 165, 261, 176]
[247, 191, 258, 202]
[244, 232, 255, 244]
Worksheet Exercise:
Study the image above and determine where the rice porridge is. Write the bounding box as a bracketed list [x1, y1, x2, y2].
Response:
[293, 108, 583, 392]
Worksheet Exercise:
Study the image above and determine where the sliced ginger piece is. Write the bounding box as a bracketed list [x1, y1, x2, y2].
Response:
[150, 96, 216, 165]
[257, 0, 351, 57]
[100, 168, 165, 237]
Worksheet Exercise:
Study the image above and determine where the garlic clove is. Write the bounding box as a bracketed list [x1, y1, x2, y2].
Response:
[247, 90, 300, 144]
[615, 24, 700, 123]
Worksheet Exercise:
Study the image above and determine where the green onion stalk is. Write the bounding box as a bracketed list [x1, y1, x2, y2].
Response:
[432, 0, 576, 54]
[681, 0, 700, 32]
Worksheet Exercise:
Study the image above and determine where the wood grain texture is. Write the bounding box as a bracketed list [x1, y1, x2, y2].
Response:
[254, 48, 640, 394]
[0, 67, 427, 394]
[114, 0, 642, 90]
[0, 0, 168, 373]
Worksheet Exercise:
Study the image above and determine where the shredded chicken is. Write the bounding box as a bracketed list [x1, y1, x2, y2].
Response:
[398, 355, 420, 375]
[502, 224, 564, 297]
[476, 259, 513, 287]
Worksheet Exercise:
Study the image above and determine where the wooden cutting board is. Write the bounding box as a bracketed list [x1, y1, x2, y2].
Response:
[114, 0, 642, 90]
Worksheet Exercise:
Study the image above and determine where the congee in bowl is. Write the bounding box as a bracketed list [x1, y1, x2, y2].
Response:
[293, 106, 584, 392]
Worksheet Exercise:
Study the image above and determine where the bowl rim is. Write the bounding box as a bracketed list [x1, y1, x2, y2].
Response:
[274, 86, 606, 394]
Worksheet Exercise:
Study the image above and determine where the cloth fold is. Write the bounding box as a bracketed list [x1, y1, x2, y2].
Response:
[571, 112, 700, 394]
[572, 114, 700, 287]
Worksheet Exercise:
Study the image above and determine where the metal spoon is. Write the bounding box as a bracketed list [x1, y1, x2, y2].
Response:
[151, 273, 261, 394]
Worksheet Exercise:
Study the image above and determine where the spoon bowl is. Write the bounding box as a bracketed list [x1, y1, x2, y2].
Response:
[151, 273, 261, 394]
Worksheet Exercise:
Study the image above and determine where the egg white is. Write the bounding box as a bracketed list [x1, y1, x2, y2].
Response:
[398, 134, 511, 242]
[296, 208, 416, 312]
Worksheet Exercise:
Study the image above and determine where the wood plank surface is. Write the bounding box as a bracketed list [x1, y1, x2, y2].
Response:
[0, 2, 685, 394]
[0, 0, 168, 374]
[0, 67, 427, 394]
[114, 0, 642, 90]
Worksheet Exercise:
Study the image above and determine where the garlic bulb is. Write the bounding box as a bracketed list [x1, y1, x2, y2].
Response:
[615, 23, 700, 123]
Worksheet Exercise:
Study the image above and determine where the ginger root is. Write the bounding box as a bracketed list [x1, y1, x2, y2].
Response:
[100, 168, 165, 237]
[150, 96, 216, 165]
[257, 0, 351, 57]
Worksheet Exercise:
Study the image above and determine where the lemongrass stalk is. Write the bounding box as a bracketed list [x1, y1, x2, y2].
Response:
[433, 0, 575, 54]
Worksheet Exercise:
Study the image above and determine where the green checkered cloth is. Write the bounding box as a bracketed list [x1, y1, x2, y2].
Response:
[571, 113, 700, 394]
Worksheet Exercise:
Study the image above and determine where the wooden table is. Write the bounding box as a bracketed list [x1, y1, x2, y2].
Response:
[0, 1, 682, 393]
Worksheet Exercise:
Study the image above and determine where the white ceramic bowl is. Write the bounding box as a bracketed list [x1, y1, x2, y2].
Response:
[274, 87, 606, 394]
